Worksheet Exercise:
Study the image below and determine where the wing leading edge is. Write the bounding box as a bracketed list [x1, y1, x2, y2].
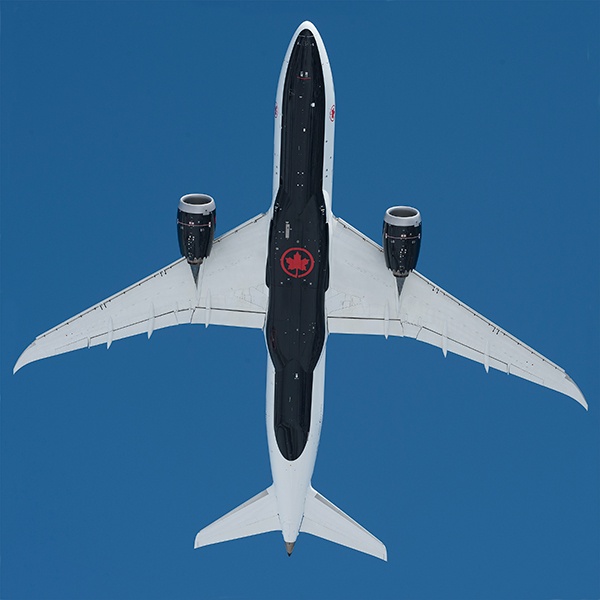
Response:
[327, 216, 587, 410]
[14, 214, 270, 373]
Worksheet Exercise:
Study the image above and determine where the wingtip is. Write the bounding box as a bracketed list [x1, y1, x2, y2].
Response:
[13, 346, 33, 374]
[14, 339, 46, 374]
[565, 374, 588, 411]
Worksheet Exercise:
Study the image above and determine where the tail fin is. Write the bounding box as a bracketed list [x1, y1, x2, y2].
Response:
[194, 486, 279, 549]
[300, 487, 387, 561]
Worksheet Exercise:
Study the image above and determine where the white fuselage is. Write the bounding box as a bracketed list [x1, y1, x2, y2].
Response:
[264, 21, 336, 544]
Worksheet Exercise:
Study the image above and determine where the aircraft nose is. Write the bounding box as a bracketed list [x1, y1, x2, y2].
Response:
[298, 27, 314, 39]
[296, 20, 318, 37]
[285, 541, 295, 556]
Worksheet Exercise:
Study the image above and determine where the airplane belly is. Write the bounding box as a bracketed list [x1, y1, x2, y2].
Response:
[265, 27, 329, 462]
[265, 347, 326, 540]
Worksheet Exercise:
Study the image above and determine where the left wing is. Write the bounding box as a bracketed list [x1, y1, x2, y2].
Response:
[327, 217, 587, 409]
[14, 213, 270, 373]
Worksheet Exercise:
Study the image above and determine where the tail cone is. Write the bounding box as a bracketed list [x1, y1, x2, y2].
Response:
[285, 542, 295, 556]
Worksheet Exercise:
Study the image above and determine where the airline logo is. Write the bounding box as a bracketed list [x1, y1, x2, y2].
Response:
[280, 247, 315, 278]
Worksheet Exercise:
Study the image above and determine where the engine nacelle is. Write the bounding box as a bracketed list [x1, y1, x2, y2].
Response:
[177, 194, 216, 266]
[382, 206, 422, 277]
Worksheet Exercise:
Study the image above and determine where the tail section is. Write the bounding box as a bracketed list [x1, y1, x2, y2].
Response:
[300, 487, 387, 561]
[194, 486, 279, 549]
[194, 485, 387, 561]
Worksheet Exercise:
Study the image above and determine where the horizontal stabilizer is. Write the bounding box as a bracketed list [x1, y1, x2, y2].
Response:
[300, 487, 387, 561]
[194, 486, 279, 549]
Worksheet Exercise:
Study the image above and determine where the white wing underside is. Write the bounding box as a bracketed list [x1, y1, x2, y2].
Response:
[14, 214, 270, 373]
[327, 217, 587, 409]
[15, 211, 586, 409]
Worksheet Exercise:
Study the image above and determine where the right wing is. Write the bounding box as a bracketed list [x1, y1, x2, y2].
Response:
[327, 217, 587, 409]
[15, 213, 270, 373]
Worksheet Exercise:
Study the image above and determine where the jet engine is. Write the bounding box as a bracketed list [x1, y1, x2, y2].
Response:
[177, 194, 216, 282]
[382, 206, 421, 278]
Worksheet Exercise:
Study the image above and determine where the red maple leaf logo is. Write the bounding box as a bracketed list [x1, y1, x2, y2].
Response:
[285, 252, 309, 274]
[280, 247, 315, 278]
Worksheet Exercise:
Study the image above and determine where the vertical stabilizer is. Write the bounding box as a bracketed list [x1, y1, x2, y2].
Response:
[194, 486, 280, 549]
[300, 487, 387, 561]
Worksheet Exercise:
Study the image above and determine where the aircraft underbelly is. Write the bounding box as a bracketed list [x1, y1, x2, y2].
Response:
[265, 28, 329, 462]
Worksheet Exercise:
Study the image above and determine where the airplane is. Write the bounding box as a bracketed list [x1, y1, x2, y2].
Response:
[14, 21, 587, 562]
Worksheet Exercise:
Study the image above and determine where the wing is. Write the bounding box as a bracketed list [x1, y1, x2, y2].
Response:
[15, 213, 270, 373]
[326, 216, 587, 409]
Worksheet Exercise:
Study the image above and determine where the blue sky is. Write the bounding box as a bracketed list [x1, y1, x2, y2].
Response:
[2, 2, 598, 599]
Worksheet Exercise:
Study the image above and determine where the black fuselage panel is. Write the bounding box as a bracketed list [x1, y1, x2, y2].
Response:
[266, 29, 329, 461]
